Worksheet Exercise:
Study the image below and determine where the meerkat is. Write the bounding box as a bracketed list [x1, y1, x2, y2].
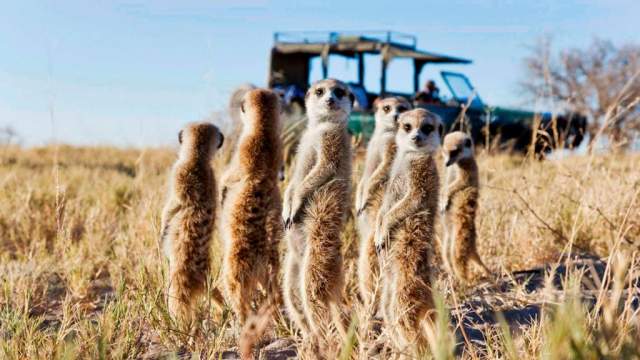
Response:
[441, 131, 490, 282]
[161, 122, 224, 328]
[219, 88, 283, 327]
[374, 109, 442, 353]
[355, 96, 411, 308]
[282, 79, 353, 340]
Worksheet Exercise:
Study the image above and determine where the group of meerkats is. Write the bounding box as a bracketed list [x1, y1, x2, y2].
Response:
[160, 79, 490, 357]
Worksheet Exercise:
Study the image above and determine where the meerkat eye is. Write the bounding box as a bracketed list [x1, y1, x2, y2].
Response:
[450, 149, 460, 158]
[382, 105, 391, 113]
[333, 88, 345, 99]
[403, 124, 411, 132]
[397, 106, 408, 113]
[420, 124, 434, 134]
[464, 138, 472, 147]
[315, 88, 324, 97]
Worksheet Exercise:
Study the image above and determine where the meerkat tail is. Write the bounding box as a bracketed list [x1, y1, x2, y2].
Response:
[167, 278, 194, 327]
[300, 180, 348, 340]
[166, 224, 213, 328]
[167, 257, 202, 328]
[238, 214, 283, 358]
[238, 272, 282, 360]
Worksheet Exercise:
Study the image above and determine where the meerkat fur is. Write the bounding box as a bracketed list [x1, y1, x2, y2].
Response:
[282, 79, 354, 341]
[374, 109, 443, 353]
[219, 88, 283, 327]
[355, 96, 411, 308]
[161, 122, 224, 328]
[441, 131, 490, 282]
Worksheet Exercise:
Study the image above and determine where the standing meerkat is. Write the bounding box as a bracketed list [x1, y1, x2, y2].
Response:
[355, 96, 411, 308]
[441, 131, 490, 282]
[374, 109, 442, 353]
[282, 79, 353, 340]
[161, 122, 224, 328]
[219, 88, 283, 326]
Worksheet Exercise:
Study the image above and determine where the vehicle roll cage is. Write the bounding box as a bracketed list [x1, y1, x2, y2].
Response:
[269, 30, 471, 94]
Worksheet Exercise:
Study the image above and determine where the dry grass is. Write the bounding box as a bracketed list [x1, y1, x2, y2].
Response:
[0, 142, 638, 359]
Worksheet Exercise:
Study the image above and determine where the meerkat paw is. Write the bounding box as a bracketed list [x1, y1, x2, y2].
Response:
[354, 192, 362, 213]
[282, 203, 292, 229]
[220, 186, 228, 206]
[374, 228, 389, 254]
[375, 240, 385, 255]
[443, 199, 452, 213]
[288, 197, 304, 227]
[356, 198, 369, 216]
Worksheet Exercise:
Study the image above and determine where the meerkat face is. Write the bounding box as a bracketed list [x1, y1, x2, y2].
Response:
[374, 97, 412, 132]
[442, 131, 473, 166]
[305, 79, 354, 123]
[178, 122, 224, 156]
[239, 88, 281, 130]
[396, 109, 443, 153]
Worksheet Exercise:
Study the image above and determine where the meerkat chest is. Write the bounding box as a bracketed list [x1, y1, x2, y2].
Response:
[387, 168, 410, 201]
[290, 126, 324, 178]
[365, 134, 392, 169]
[363, 138, 382, 173]
[366, 133, 391, 156]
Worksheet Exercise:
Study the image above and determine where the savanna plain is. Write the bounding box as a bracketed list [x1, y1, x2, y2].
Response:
[1, 138, 639, 359]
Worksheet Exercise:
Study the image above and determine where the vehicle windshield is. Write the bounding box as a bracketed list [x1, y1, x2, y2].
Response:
[441, 71, 483, 108]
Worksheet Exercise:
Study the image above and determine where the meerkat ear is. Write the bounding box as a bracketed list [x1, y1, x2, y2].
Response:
[240, 100, 245, 114]
[305, 87, 311, 102]
[372, 97, 381, 111]
[349, 92, 355, 107]
[178, 130, 183, 144]
[218, 132, 225, 149]
[465, 138, 472, 147]
[438, 124, 444, 141]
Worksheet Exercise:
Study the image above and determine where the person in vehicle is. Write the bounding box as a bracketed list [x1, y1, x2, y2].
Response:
[414, 79, 443, 106]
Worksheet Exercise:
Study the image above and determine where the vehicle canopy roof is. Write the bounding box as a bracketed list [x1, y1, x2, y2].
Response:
[269, 31, 471, 93]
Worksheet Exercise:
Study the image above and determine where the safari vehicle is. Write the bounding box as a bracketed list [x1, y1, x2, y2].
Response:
[268, 31, 586, 153]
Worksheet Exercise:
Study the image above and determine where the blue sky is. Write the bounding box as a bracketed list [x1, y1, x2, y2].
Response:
[1, 0, 638, 147]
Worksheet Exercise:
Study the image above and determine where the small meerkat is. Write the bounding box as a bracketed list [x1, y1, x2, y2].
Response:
[355, 96, 411, 308]
[161, 122, 224, 328]
[441, 131, 490, 282]
[219, 88, 283, 326]
[282, 79, 353, 340]
[374, 109, 442, 352]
